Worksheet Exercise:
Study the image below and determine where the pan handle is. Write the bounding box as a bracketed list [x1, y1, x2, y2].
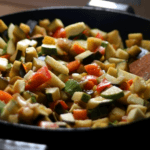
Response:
[86, 0, 135, 14]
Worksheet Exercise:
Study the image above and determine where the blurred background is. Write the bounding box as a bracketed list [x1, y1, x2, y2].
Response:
[0, 0, 150, 19]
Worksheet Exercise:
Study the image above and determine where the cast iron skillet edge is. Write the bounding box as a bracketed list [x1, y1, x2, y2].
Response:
[0, 6, 150, 144]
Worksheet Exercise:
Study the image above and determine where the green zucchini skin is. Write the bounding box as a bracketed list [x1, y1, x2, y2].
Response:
[101, 86, 124, 100]
[88, 99, 113, 120]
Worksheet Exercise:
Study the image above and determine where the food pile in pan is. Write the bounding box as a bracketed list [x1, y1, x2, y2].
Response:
[0, 18, 150, 129]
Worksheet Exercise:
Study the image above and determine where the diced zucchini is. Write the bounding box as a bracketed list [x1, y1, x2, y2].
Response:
[108, 107, 126, 122]
[0, 101, 6, 114]
[64, 79, 82, 96]
[101, 86, 124, 99]
[13, 25, 26, 40]
[22, 90, 38, 100]
[106, 30, 124, 49]
[13, 79, 25, 93]
[105, 43, 116, 59]
[58, 74, 69, 83]
[129, 76, 147, 93]
[0, 58, 8, 71]
[65, 22, 86, 38]
[0, 37, 6, 49]
[107, 67, 118, 78]
[108, 58, 125, 64]
[9, 61, 21, 78]
[127, 45, 141, 57]
[6, 39, 16, 55]
[116, 61, 128, 71]
[32, 57, 46, 72]
[116, 48, 129, 60]
[87, 97, 113, 120]
[71, 92, 91, 103]
[1, 100, 20, 120]
[25, 47, 38, 62]
[45, 56, 69, 75]
[45, 87, 60, 102]
[127, 108, 146, 123]
[47, 18, 64, 33]
[29, 40, 37, 47]
[19, 23, 30, 35]
[75, 50, 95, 65]
[90, 28, 107, 39]
[41, 44, 57, 56]
[117, 69, 137, 81]
[60, 113, 75, 124]
[16, 39, 30, 56]
[0, 19, 8, 33]
[127, 94, 144, 105]
[117, 90, 131, 105]
[0, 77, 9, 90]
[7, 23, 15, 40]
[30, 35, 44, 47]
[23, 70, 34, 80]
[128, 33, 143, 46]
[126, 104, 147, 115]
[141, 40, 150, 51]
[87, 37, 102, 51]
[43, 71, 65, 90]
[31, 25, 47, 36]
[97, 73, 125, 85]
[74, 120, 92, 128]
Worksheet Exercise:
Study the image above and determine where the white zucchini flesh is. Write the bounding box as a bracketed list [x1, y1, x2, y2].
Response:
[45, 56, 69, 75]
[75, 50, 93, 62]
[8, 23, 15, 39]
[16, 39, 31, 56]
[87, 96, 107, 109]
[0, 58, 8, 71]
[117, 69, 137, 81]
[13, 79, 25, 93]
[65, 22, 86, 37]
[0, 37, 6, 49]
[46, 87, 61, 101]
[101, 86, 124, 99]
[6, 39, 16, 55]
[60, 113, 75, 123]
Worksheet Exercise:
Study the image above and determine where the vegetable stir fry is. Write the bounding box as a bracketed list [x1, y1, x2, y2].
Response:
[0, 18, 150, 129]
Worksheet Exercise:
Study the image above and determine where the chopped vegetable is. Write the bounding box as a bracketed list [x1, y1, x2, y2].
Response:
[0, 18, 149, 129]
[25, 66, 51, 90]
[67, 60, 80, 73]
[0, 90, 13, 104]
[84, 63, 102, 77]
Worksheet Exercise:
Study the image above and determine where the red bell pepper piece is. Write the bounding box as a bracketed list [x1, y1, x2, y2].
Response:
[72, 43, 85, 54]
[25, 66, 51, 91]
[0, 90, 13, 104]
[82, 75, 98, 85]
[52, 27, 66, 38]
[84, 63, 102, 77]
[49, 100, 69, 110]
[67, 60, 80, 73]
[82, 75, 98, 90]
[96, 78, 111, 93]
[73, 109, 88, 120]
[95, 32, 104, 40]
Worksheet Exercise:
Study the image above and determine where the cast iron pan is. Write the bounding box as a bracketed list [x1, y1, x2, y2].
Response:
[0, 4, 150, 144]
